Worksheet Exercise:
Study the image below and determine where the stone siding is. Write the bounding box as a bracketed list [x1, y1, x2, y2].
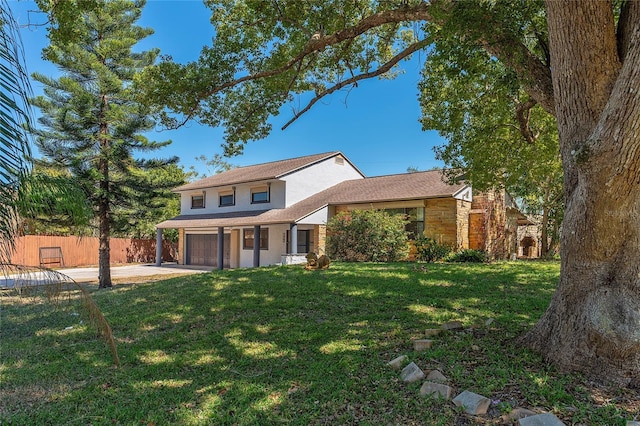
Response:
[314, 224, 327, 255]
[423, 198, 458, 247]
[456, 200, 471, 249]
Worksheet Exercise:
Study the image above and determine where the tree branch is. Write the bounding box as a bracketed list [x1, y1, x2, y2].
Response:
[515, 98, 539, 144]
[479, 38, 555, 116]
[281, 38, 430, 130]
[176, 1, 556, 129]
[176, 3, 434, 123]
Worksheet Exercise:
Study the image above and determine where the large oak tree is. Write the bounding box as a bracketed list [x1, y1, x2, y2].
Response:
[137, 0, 640, 384]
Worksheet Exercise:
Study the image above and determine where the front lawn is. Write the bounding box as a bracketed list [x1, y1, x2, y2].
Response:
[1, 262, 636, 424]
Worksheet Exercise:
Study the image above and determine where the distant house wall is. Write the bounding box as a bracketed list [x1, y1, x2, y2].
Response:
[423, 198, 459, 247]
[9, 235, 176, 268]
[333, 197, 469, 250]
[518, 224, 541, 258]
[314, 225, 327, 255]
[469, 211, 486, 250]
[468, 190, 518, 259]
[456, 199, 471, 249]
[326, 191, 521, 259]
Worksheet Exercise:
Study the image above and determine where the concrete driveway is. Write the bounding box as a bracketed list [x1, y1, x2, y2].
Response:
[1, 263, 213, 289]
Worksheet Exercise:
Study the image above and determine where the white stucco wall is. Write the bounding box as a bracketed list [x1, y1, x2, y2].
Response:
[282, 155, 364, 207]
[179, 180, 286, 215]
[237, 224, 288, 267]
[297, 206, 329, 225]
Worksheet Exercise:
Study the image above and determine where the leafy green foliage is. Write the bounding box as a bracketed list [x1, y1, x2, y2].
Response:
[17, 171, 93, 235]
[447, 249, 488, 263]
[2, 262, 635, 424]
[414, 235, 452, 262]
[417, 1, 563, 257]
[31, 0, 184, 286]
[326, 210, 409, 262]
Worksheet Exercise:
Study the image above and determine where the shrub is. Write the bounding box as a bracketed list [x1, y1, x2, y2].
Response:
[414, 236, 452, 262]
[326, 209, 410, 262]
[447, 249, 488, 263]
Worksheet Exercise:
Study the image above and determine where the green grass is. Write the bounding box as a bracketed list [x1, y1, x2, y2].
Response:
[1, 261, 636, 425]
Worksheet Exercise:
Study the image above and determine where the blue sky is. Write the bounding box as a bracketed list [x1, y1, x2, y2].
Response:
[11, 0, 446, 178]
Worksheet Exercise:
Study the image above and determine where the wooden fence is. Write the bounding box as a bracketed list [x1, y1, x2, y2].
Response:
[7, 235, 177, 268]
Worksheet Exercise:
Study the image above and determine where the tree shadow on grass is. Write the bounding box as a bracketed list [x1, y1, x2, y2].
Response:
[1, 261, 562, 425]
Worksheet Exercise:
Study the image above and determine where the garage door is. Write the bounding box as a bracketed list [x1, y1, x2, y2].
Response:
[185, 234, 231, 267]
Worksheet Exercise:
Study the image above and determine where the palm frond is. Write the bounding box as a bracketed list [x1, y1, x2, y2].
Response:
[0, 0, 33, 263]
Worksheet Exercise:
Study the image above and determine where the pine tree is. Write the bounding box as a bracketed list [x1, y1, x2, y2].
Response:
[32, 0, 182, 288]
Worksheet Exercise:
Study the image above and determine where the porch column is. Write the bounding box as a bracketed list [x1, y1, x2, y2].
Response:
[155, 228, 162, 266]
[290, 223, 298, 254]
[253, 225, 261, 267]
[217, 227, 224, 270]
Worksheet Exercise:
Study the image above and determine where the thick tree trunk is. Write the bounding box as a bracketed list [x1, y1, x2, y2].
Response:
[523, 1, 640, 384]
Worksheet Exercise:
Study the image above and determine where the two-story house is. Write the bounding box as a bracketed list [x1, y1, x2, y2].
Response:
[155, 151, 522, 268]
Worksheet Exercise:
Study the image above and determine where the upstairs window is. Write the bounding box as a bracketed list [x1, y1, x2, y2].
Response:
[219, 189, 235, 207]
[191, 193, 205, 209]
[251, 186, 270, 204]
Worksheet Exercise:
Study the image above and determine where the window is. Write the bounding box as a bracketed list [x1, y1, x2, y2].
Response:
[286, 229, 313, 254]
[219, 190, 235, 207]
[243, 228, 269, 250]
[251, 186, 270, 203]
[191, 193, 205, 209]
[386, 207, 425, 238]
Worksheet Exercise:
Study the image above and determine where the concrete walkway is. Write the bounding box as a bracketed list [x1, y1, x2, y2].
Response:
[1, 263, 213, 289]
[56, 263, 213, 281]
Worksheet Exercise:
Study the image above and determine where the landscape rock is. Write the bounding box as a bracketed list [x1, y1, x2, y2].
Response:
[627, 422, 640, 426]
[518, 413, 566, 426]
[505, 408, 537, 421]
[400, 362, 425, 383]
[441, 320, 464, 330]
[425, 328, 442, 337]
[420, 381, 453, 399]
[452, 390, 491, 415]
[387, 355, 407, 370]
[426, 369, 448, 383]
[413, 339, 433, 351]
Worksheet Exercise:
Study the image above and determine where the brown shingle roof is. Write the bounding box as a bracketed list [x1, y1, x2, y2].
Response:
[319, 169, 467, 204]
[157, 169, 468, 229]
[174, 151, 348, 192]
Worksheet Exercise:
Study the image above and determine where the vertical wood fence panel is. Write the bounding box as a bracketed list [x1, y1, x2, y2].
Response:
[7, 235, 176, 268]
